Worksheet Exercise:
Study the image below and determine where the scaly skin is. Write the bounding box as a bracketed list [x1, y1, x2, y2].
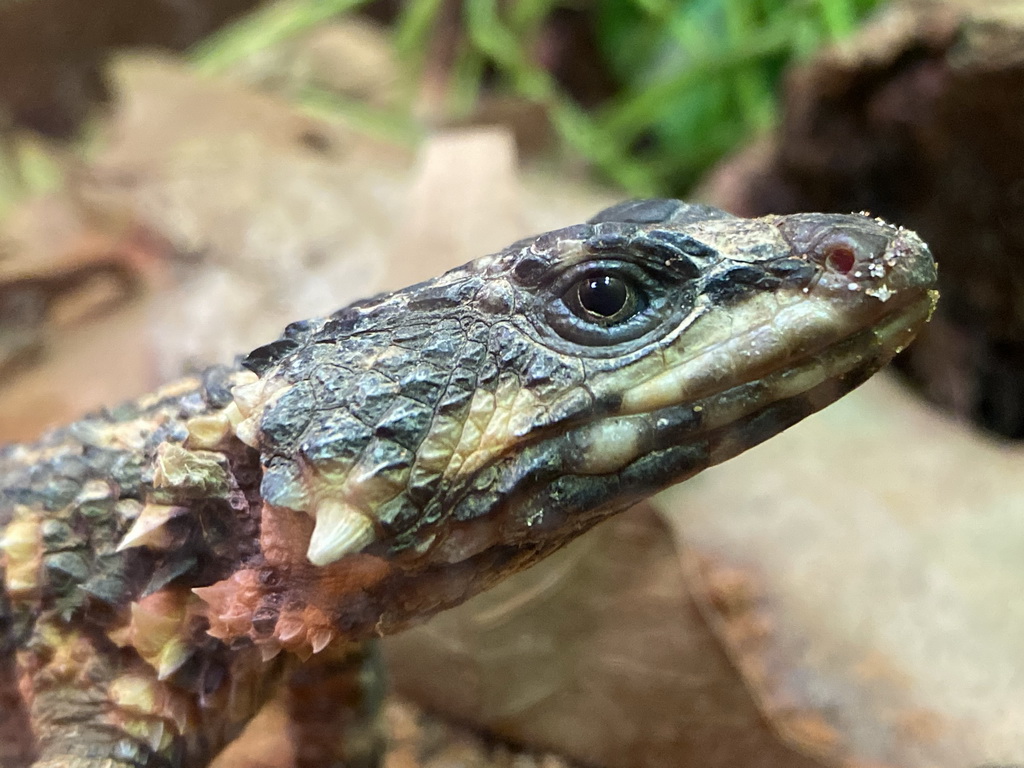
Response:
[0, 200, 937, 767]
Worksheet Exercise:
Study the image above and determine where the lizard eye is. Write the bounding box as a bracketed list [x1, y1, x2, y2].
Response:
[541, 261, 677, 352]
[566, 273, 640, 324]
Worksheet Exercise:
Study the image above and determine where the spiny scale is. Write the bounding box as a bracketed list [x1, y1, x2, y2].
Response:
[305, 500, 376, 566]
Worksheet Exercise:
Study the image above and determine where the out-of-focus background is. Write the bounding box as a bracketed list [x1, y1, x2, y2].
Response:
[1, 1, 1022, 766]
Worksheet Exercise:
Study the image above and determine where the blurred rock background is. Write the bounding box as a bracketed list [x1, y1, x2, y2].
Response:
[1, 1, 1022, 767]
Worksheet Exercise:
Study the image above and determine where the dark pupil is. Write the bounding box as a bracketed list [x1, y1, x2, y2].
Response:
[578, 275, 628, 317]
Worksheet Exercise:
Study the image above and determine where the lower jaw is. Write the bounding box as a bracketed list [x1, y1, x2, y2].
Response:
[692, 292, 935, 466]
[703, 355, 878, 467]
[507, 293, 937, 536]
[403, 293, 935, 564]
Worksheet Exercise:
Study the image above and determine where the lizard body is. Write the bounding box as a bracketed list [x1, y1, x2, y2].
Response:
[0, 200, 937, 767]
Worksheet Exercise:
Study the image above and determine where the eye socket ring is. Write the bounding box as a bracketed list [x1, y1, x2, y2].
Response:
[563, 272, 641, 325]
[537, 259, 690, 355]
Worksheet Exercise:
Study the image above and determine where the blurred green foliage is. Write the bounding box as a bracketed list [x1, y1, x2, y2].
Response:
[194, 0, 883, 194]
[438, 0, 885, 193]
[589, 0, 877, 191]
[0, 135, 63, 223]
[0, 0, 886, 221]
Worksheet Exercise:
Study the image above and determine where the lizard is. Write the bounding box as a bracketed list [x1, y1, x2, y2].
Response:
[0, 199, 938, 768]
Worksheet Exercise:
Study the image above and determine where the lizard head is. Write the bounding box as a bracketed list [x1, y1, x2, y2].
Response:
[203, 199, 936, 645]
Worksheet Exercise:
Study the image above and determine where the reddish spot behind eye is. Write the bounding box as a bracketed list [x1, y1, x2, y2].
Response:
[826, 245, 856, 274]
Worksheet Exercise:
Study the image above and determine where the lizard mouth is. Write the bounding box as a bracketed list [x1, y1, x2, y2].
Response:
[423, 287, 937, 567]
[600, 272, 937, 462]
[421, 212, 940, 566]
[456, 268, 937, 544]
[694, 288, 936, 466]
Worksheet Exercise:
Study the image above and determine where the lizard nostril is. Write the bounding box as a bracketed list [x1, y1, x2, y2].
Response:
[825, 244, 857, 274]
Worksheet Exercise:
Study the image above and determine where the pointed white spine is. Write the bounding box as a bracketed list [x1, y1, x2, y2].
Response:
[305, 500, 376, 566]
[116, 504, 185, 551]
[230, 378, 264, 418]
